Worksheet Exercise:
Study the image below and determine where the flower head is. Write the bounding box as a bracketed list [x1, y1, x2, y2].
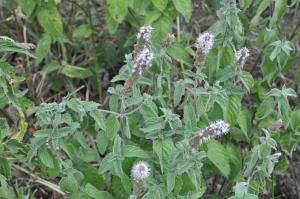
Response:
[235, 47, 250, 67]
[206, 120, 230, 137]
[132, 161, 150, 181]
[195, 32, 214, 54]
[135, 48, 154, 68]
[189, 120, 230, 148]
[137, 26, 153, 42]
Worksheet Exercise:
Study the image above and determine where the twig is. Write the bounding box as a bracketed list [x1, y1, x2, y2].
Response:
[12, 164, 65, 196]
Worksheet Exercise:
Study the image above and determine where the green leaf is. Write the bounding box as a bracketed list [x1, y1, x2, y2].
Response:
[269, 0, 287, 27]
[38, 148, 54, 168]
[37, 5, 64, 40]
[60, 175, 79, 193]
[62, 63, 92, 79]
[224, 96, 241, 125]
[0, 157, 11, 179]
[123, 145, 150, 158]
[167, 43, 192, 65]
[226, 144, 241, 180]
[35, 34, 52, 65]
[0, 118, 10, 141]
[291, 109, 300, 131]
[112, 135, 124, 177]
[250, 0, 270, 26]
[17, 0, 37, 16]
[72, 24, 92, 38]
[240, 71, 254, 92]
[85, 184, 114, 199]
[152, 0, 168, 11]
[237, 109, 251, 138]
[153, 138, 175, 173]
[207, 140, 230, 178]
[107, 0, 128, 23]
[173, 81, 185, 106]
[256, 97, 276, 120]
[172, 0, 192, 21]
[96, 132, 109, 155]
[90, 110, 106, 131]
[184, 101, 197, 131]
[105, 115, 120, 140]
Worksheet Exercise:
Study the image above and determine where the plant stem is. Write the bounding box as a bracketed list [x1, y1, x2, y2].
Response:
[176, 16, 185, 79]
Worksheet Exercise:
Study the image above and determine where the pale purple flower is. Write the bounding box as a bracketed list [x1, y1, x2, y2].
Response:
[137, 26, 153, 42]
[235, 47, 250, 65]
[132, 161, 150, 181]
[16, 42, 36, 50]
[206, 120, 230, 137]
[135, 48, 154, 67]
[195, 32, 214, 54]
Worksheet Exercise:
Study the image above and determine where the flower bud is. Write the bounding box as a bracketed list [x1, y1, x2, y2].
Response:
[189, 120, 230, 148]
[235, 47, 250, 68]
[195, 32, 214, 55]
[137, 26, 153, 43]
[131, 161, 150, 181]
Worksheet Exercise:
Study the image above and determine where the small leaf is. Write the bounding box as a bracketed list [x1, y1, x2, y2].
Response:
[240, 71, 254, 92]
[60, 175, 79, 193]
[0, 118, 10, 141]
[105, 116, 120, 140]
[72, 24, 92, 38]
[207, 140, 230, 178]
[90, 110, 106, 131]
[167, 43, 192, 65]
[38, 147, 54, 168]
[172, 0, 192, 21]
[173, 81, 185, 106]
[0, 157, 11, 179]
[123, 145, 150, 158]
[62, 63, 92, 79]
[153, 138, 175, 173]
[85, 184, 115, 199]
[256, 97, 276, 120]
[152, 0, 168, 11]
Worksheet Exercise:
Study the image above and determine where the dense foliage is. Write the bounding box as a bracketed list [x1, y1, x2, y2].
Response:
[0, 0, 300, 198]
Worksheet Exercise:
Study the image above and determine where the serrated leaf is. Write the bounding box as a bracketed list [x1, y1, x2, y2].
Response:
[172, 0, 192, 21]
[37, 5, 64, 40]
[62, 63, 92, 79]
[96, 132, 109, 155]
[173, 81, 184, 106]
[38, 147, 54, 168]
[107, 0, 128, 23]
[167, 43, 192, 65]
[123, 145, 150, 158]
[90, 110, 106, 131]
[224, 96, 241, 125]
[152, 0, 168, 11]
[60, 175, 79, 193]
[256, 97, 276, 120]
[207, 140, 230, 178]
[0, 157, 11, 179]
[270, 0, 287, 27]
[0, 118, 10, 141]
[35, 34, 52, 65]
[153, 138, 175, 173]
[105, 116, 120, 140]
[85, 184, 114, 199]
[240, 71, 254, 92]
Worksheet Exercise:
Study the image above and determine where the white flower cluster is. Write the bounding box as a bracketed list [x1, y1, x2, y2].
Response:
[195, 32, 215, 54]
[235, 47, 250, 64]
[16, 42, 36, 50]
[137, 26, 153, 42]
[197, 120, 230, 145]
[207, 120, 230, 137]
[133, 48, 154, 73]
[131, 161, 150, 181]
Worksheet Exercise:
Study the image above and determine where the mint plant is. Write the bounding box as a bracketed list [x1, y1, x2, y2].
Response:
[0, 0, 300, 198]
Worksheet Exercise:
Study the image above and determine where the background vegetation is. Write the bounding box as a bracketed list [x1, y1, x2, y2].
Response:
[0, 0, 300, 198]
